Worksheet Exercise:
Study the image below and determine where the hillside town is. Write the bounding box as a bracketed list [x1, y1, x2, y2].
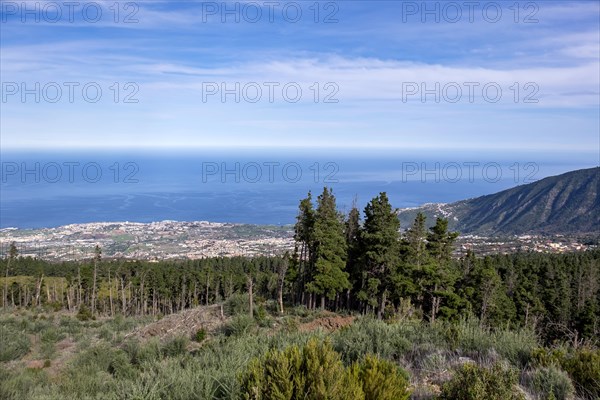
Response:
[0, 221, 596, 262]
[0, 221, 294, 261]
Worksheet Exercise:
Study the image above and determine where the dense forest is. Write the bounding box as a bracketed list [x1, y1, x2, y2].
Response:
[2, 188, 599, 344]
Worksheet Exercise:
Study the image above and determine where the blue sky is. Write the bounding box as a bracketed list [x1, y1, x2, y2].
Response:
[1, 0, 599, 154]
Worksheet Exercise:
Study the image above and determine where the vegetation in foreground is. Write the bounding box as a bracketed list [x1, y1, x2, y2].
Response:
[1, 188, 598, 398]
[0, 305, 598, 400]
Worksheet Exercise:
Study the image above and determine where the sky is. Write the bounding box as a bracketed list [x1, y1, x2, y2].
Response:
[1, 0, 599, 155]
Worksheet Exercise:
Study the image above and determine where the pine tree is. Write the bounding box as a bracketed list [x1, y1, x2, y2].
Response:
[4, 242, 18, 308]
[345, 202, 362, 309]
[294, 192, 316, 307]
[91, 245, 101, 315]
[425, 218, 459, 322]
[311, 188, 349, 309]
[397, 213, 428, 306]
[362, 193, 400, 319]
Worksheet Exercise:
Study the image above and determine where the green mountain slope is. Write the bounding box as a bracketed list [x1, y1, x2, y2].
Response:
[398, 167, 599, 235]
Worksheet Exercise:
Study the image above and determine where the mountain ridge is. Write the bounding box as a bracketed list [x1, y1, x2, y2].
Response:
[397, 167, 600, 235]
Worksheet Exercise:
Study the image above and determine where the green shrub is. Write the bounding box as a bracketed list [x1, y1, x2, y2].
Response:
[289, 305, 310, 318]
[254, 304, 271, 327]
[280, 316, 299, 333]
[40, 326, 63, 344]
[530, 347, 600, 399]
[108, 350, 136, 379]
[333, 317, 396, 363]
[122, 339, 141, 364]
[438, 362, 525, 400]
[358, 354, 411, 400]
[562, 348, 600, 399]
[224, 293, 251, 316]
[224, 314, 256, 337]
[40, 340, 56, 359]
[491, 328, 538, 367]
[194, 328, 207, 342]
[530, 347, 567, 367]
[30, 319, 53, 334]
[522, 366, 575, 400]
[58, 316, 82, 336]
[240, 339, 364, 400]
[0, 325, 31, 362]
[0, 366, 49, 400]
[447, 318, 537, 366]
[136, 339, 162, 365]
[421, 351, 451, 374]
[76, 304, 93, 321]
[162, 336, 188, 357]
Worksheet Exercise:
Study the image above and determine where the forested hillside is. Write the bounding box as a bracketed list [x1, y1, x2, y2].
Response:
[2, 188, 599, 344]
[398, 167, 600, 235]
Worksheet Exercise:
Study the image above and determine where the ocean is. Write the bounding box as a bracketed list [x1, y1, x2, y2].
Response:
[1, 148, 597, 229]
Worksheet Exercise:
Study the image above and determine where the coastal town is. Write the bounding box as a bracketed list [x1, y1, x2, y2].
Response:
[0, 221, 294, 261]
[0, 221, 595, 262]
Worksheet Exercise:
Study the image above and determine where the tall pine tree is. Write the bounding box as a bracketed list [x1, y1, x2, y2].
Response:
[425, 218, 459, 322]
[293, 192, 316, 307]
[311, 188, 349, 309]
[362, 193, 400, 319]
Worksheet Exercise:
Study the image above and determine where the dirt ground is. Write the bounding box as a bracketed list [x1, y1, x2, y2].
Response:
[298, 313, 355, 332]
[124, 304, 228, 342]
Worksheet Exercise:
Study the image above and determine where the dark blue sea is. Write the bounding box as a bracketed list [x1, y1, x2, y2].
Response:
[1, 148, 597, 229]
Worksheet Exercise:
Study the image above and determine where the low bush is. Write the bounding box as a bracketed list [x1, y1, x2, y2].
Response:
[224, 314, 256, 337]
[0, 366, 49, 400]
[108, 350, 136, 379]
[562, 348, 600, 400]
[0, 325, 30, 362]
[240, 339, 411, 400]
[75, 304, 93, 321]
[358, 354, 411, 400]
[438, 362, 525, 400]
[40, 340, 56, 359]
[224, 293, 251, 316]
[530, 346, 600, 399]
[162, 336, 188, 358]
[194, 328, 207, 342]
[333, 317, 396, 363]
[522, 366, 575, 400]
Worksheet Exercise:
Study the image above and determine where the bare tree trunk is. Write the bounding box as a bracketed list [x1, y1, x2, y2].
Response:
[247, 275, 254, 318]
[277, 258, 289, 314]
[4, 259, 9, 309]
[66, 286, 72, 311]
[193, 281, 198, 307]
[180, 275, 186, 312]
[77, 267, 82, 308]
[378, 290, 387, 320]
[205, 273, 210, 306]
[108, 268, 114, 316]
[34, 274, 44, 306]
[140, 273, 147, 315]
[346, 289, 350, 311]
[121, 278, 127, 314]
[92, 262, 97, 315]
[152, 290, 157, 316]
[214, 280, 220, 304]
[430, 284, 439, 323]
